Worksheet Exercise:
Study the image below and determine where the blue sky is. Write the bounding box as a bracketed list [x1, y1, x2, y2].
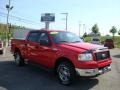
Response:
[0, 0, 120, 36]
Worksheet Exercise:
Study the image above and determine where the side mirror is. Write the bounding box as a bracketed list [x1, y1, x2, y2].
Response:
[40, 39, 50, 46]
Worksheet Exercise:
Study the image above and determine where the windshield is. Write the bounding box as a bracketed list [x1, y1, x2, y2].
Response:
[50, 31, 83, 44]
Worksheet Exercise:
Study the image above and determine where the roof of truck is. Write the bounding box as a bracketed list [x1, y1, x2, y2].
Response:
[29, 29, 66, 32]
[32, 29, 64, 32]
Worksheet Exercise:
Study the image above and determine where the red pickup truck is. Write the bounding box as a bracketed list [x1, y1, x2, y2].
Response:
[11, 29, 112, 85]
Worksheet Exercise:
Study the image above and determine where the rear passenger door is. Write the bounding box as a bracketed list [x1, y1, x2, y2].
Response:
[26, 31, 40, 63]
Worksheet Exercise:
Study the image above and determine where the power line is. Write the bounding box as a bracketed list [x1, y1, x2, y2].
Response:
[0, 15, 40, 26]
[0, 7, 39, 24]
[0, 14, 34, 25]
[0, 11, 40, 25]
[0, 7, 6, 11]
[0, 14, 35, 24]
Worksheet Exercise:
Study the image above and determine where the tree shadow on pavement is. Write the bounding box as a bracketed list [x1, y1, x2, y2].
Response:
[113, 55, 120, 58]
[71, 77, 99, 89]
[0, 60, 99, 90]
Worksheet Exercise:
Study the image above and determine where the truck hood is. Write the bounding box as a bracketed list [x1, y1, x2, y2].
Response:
[59, 42, 105, 51]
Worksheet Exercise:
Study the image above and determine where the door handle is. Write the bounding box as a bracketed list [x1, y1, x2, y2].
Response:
[24, 44, 27, 46]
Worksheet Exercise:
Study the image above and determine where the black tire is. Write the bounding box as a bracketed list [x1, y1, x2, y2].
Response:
[14, 51, 24, 66]
[0, 50, 3, 54]
[57, 61, 76, 85]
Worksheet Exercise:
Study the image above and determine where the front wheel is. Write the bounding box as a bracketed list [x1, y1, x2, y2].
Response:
[57, 61, 76, 85]
[0, 50, 3, 54]
[14, 51, 24, 66]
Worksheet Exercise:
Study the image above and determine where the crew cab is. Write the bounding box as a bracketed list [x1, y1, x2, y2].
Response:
[11, 29, 112, 85]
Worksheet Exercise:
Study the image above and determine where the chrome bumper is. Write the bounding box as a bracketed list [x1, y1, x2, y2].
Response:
[0, 48, 3, 50]
[75, 65, 111, 76]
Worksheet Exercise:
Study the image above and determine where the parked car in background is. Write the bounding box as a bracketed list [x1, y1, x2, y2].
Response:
[104, 39, 114, 49]
[0, 40, 3, 54]
[91, 38, 101, 45]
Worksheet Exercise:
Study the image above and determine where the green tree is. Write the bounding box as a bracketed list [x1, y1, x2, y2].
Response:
[83, 32, 87, 38]
[110, 26, 117, 40]
[0, 23, 26, 40]
[118, 30, 120, 35]
[91, 24, 99, 34]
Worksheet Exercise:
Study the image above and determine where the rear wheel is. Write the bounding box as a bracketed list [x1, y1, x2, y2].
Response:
[57, 61, 76, 85]
[0, 50, 3, 54]
[14, 51, 24, 66]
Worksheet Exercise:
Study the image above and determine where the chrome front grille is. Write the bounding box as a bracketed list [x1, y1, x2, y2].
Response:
[95, 51, 110, 61]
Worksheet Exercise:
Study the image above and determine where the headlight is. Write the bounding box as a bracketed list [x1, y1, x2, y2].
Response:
[78, 53, 93, 61]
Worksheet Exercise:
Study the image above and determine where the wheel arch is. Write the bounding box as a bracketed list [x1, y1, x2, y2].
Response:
[54, 57, 75, 70]
[13, 47, 21, 57]
[14, 47, 20, 53]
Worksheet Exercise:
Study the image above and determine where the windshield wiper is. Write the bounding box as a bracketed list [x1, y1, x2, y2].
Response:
[71, 41, 80, 43]
[59, 40, 69, 43]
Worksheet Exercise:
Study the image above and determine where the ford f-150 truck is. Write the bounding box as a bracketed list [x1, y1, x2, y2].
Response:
[11, 29, 112, 85]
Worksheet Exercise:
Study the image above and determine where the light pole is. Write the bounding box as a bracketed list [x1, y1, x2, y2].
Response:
[61, 13, 68, 31]
[78, 21, 81, 37]
[83, 24, 85, 35]
[6, 0, 13, 46]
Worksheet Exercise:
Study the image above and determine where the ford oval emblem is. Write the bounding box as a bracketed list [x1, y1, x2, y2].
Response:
[102, 53, 106, 58]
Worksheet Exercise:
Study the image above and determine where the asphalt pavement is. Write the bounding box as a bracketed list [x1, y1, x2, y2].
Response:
[0, 48, 120, 90]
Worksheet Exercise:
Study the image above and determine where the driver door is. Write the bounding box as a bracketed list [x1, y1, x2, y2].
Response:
[35, 32, 55, 68]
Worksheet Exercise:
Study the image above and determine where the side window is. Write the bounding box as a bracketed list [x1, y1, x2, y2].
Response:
[38, 32, 50, 45]
[27, 32, 39, 42]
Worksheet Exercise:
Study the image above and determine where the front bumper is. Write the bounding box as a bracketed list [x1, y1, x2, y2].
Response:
[0, 48, 3, 50]
[75, 65, 111, 76]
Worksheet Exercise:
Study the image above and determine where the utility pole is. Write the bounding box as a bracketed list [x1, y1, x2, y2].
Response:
[78, 21, 81, 37]
[6, 0, 13, 47]
[61, 13, 68, 31]
[83, 24, 85, 35]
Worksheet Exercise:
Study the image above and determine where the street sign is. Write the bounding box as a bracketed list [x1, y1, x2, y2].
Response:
[41, 13, 55, 22]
